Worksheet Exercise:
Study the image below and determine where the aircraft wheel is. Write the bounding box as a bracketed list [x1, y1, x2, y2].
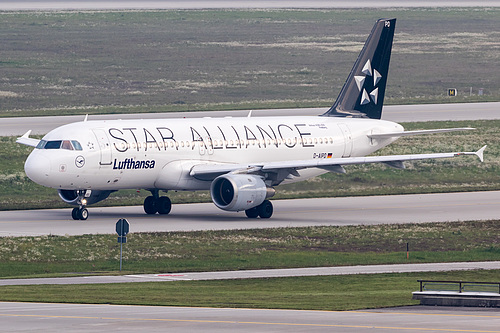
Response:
[257, 200, 273, 219]
[78, 208, 88, 220]
[144, 196, 157, 214]
[245, 207, 259, 218]
[71, 207, 79, 220]
[157, 196, 172, 215]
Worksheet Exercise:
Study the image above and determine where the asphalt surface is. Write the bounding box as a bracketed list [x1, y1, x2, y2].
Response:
[1, 302, 500, 333]
[3, 0, 499, 10]
[1, 261, 499, 286]
[1, 191, 499, 236]
[2, 102, 500, 136]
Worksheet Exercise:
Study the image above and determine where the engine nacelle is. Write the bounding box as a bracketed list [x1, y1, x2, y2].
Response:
[58, 189, 113, 206]
[210, 174, 275, 211]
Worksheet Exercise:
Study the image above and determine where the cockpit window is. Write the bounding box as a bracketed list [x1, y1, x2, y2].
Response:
[72, 140, 83, 150]
[36, 140, 46, 149]
[61, 140, 73, 150]
[36, 140, 83, 151]
[44, 140, 62, 149]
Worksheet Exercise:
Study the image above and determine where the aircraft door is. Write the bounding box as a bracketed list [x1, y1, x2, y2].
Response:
[205, 136, 214, 155]
[198, 140, 205, 155]
[197, 137, 214, 156]
[92, 129, 113, 165]
[338, 123, 353, 158]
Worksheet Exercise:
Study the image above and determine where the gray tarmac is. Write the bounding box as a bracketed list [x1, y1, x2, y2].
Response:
[1, 302, 500, 333]
[1, 191, 499, 236]
[2, 0, 499, 11]
[1, 261, 499, 286]
[2, 102, 500, 136]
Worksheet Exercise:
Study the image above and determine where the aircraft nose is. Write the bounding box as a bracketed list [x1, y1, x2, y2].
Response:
[24, 153, 51, 185]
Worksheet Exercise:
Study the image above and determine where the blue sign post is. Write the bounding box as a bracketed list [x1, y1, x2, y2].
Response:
[116, 218, 130, 271]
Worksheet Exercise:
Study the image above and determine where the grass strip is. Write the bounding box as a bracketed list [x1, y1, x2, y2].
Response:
[1, 270, 499, 310]
[1, 221, 500, 279]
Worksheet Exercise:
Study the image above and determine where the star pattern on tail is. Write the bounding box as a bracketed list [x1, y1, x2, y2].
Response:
[355, 59, 382, 106]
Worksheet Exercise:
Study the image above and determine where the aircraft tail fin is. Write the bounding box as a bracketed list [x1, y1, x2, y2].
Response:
[323, 18, 396, 119]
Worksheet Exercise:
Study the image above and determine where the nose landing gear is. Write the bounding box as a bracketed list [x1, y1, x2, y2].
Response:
[72, 207, 88, 220]
[71, 190, 89, 220]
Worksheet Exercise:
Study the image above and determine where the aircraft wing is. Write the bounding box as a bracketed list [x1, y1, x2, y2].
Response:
[190, 145, 486, 182]
[16, 130, 40, 147]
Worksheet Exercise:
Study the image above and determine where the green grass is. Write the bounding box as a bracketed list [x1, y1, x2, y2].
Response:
[1, 221, 500, 278]
[1, 270, 499, 310]
[0, 8, 498, 117]
[2, 119, 498, 210]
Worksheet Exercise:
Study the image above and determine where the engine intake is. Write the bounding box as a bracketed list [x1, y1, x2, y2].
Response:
[58, 189, 113, 206]
[210, 174, 275, 211]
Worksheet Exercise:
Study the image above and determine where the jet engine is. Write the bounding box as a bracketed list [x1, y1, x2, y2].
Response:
[58, 189, 113, 206]
[210, 174, 275, 211]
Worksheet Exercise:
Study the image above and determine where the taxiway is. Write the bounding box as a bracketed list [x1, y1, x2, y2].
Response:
[1, 191, 499, 236]
[1, 302, 500, 333]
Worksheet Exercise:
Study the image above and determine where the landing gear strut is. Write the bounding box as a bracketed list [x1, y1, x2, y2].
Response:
[144, 190, 171, 215]
[72, 190, 88, 220]
[245, 200, 273, 219]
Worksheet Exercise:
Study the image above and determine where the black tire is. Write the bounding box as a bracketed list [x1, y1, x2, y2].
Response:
[245, 207, 259, 218]
[257, 200, 273, 219]
[78, 208, 88, 220]
[157, 196, 172, 215]
[144, 196, 157, 214]
[71, 207, 79, 220]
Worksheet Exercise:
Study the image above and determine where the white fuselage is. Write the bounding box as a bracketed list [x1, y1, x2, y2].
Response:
[24, 115, 403, 191]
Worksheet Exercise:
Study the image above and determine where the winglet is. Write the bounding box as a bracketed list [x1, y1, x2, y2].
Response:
[16, 130, 40, 147]
[475, 145, 487, 162]
[21, 130, 32, 138]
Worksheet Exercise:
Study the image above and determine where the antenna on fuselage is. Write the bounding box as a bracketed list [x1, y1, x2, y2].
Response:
[84, 114, 88, 122]
[247, 110, 253, 118]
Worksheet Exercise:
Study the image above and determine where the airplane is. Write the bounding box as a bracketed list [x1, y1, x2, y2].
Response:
[17, 18, 486, 220]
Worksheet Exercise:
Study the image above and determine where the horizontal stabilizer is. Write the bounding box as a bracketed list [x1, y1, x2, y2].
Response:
[16, 130, 40, 147]
[368, 127, 475, 139]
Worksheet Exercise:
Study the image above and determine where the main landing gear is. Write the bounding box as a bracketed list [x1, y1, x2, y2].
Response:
[143, 190, 172, 215]
[245, 200, 273, 219]
[72, 190, 88, 220]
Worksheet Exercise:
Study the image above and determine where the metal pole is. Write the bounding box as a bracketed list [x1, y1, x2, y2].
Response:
[120, 240, 123, 271]
[120, 220, 123, 271]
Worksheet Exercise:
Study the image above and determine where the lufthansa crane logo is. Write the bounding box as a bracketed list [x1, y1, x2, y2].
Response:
[75, 155, 85, 168]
